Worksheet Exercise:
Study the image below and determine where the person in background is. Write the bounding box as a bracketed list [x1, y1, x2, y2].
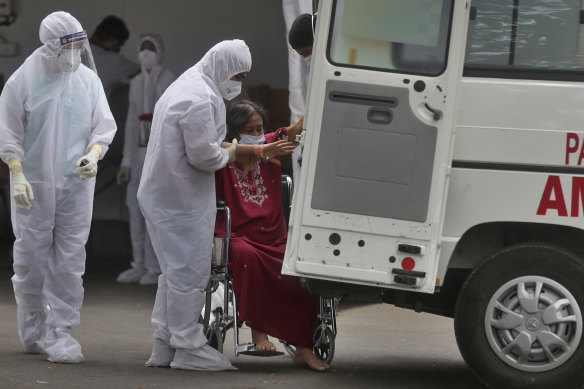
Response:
[288, 13, 315, 61]
[116, 33, 175, 285]
[0, 11, 117, 363]
[286, 11, 316, 183]
[137, 39, 294, 371]
[282, 0, 312, 125]
[215, 100, 328, 372]
[89, 15, 139, 99]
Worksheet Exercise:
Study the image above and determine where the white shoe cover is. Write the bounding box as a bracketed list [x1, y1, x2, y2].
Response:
[171, 345, 237, 371]
[145, 339, 175, 367]
[117, 267, 146, 283]
[24, 342, 44, 354]
[139, 272, 160, 286]
[45, 333, 84, 364]
[18, 310, 46, 354]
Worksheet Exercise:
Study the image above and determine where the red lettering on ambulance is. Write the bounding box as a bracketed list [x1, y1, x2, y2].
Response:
[572, 177, 584, 217]
[566, 133, 579, 165]
[537, 175, 568, 216]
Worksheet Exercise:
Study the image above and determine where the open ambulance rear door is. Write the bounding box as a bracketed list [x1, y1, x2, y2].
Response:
[283, 0, 470, 293]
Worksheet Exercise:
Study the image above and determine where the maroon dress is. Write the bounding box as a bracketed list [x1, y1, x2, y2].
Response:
[215, 128, 316, 347]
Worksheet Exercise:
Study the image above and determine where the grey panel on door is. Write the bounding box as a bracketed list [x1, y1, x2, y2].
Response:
[311, 80, 437, 222]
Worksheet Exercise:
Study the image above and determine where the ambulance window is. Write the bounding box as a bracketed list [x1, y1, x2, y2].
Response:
[328, 0, 454, 76]
[465, 0, 584, 79]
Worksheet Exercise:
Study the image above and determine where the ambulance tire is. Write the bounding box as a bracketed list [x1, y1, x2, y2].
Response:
[454, 244, 584, 389]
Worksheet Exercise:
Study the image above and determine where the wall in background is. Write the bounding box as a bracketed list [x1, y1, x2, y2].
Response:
[0, 0, 290, 88]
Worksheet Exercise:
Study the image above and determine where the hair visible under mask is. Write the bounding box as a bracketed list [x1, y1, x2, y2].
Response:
[225, 100, 267, 142]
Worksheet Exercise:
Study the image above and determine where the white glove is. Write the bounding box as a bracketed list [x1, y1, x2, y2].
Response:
[8, 158, 34, 210]
[75, 144, 102, 180]
[227, 139, 238, 162]
[117, 166, 130, 185]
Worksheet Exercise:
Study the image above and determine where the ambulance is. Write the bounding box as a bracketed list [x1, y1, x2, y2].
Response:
[282, 1, 584, 388]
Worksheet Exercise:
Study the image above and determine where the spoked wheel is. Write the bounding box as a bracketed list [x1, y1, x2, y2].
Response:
[313, 325, 335, 364]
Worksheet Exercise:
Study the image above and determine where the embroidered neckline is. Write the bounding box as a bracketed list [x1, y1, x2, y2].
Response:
[229, 158, 268, 206]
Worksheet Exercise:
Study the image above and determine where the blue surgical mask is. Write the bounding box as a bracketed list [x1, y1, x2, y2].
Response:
[239, 134, 266, 145]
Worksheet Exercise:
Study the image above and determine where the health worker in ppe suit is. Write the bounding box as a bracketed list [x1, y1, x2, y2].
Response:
[116, 33, 175, 285]
[137, 39, 295, 371]
[0, 11, 117, 363]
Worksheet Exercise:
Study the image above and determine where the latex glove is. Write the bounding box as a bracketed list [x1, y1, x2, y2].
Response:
[117, 166, 130, 185]
[8, 158, 34, 210]
[227, 139, 238, 162]
[75, 144, 103, 180]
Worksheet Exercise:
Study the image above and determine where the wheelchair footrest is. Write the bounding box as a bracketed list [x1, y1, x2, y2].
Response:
[237, 343, 284, 357]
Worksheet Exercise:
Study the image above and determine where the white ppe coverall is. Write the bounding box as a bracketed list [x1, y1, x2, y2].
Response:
[117, 34, 175, 285]
[0, 12, 116, 363]
[137, 39, 251, 371]
[282, 0, 312, 184]
[282, 0, 312, 124]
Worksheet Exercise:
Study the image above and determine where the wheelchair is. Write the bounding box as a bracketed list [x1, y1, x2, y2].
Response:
[202, 175, 337, 364]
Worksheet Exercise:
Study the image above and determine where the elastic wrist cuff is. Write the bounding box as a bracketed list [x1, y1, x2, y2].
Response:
[90, 144, 103, 157]
[8, 158, 22, 171]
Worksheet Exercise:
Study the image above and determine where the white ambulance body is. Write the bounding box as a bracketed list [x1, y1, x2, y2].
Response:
[283, 1, 584, 388]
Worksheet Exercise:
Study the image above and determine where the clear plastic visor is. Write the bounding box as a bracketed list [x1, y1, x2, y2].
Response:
[55, 31, 98, 74]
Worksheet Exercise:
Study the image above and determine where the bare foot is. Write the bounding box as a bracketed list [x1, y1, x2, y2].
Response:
[251, 328, 276, 351]
[293, 346, 329, 372]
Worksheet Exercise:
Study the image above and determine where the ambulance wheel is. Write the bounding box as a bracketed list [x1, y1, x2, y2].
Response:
[454, 244, 584, 389]
[313, 326, 335, 364]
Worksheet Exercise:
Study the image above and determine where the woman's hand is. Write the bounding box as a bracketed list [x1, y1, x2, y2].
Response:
[256, 140, 295, 165]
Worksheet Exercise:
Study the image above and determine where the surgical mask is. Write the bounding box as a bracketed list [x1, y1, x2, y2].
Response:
[138, 49, 159, 69]
[220, 79, 242, 101]
[57, 49, 82, 72]
[239, 134, 266, 145]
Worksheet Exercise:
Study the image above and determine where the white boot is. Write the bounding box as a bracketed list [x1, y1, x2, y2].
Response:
[145, 339, 175, 367]
[171, 345, 237, 371]
[139, 272, 160, 286]
[18, 309, 46, 354]
[45, 328, 83, 364]
[116, 267, 146, 283]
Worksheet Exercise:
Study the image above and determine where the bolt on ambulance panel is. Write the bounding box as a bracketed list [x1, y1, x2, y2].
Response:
[282, 0, 470, 293]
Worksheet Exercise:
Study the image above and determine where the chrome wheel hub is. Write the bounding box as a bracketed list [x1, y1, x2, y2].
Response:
[485, 276, 582, 372]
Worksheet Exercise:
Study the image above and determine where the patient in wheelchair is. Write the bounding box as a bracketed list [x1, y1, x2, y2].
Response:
[214, 100, 329, 372]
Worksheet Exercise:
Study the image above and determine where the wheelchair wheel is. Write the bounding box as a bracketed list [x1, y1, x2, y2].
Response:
[206, 323, 225, 353]
[313, 325, 335, 364]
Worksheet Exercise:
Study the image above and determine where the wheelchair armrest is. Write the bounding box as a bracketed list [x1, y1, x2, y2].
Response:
[216, 200, 226, 208]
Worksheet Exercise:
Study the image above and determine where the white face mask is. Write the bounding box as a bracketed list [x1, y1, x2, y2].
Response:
[239, 134, 266, 145]
[220, 79, 242, 101]
[138, 49, 159, 70]
[57, 49, 81, 72]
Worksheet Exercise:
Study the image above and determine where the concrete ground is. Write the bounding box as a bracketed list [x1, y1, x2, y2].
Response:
[0, 221, 487, 389]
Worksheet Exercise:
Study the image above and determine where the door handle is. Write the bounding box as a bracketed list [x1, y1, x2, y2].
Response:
[367, 108, 393, 125]
[424, 103, 442, 121]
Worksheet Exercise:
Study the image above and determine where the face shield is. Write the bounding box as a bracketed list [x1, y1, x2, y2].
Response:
[54, 31, 97, 74]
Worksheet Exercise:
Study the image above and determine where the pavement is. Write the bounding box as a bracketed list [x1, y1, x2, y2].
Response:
[0, 221, 487, 389]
